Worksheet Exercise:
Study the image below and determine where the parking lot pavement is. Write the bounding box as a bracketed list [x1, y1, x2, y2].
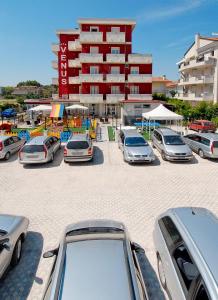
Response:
[0, 141, 218, 299]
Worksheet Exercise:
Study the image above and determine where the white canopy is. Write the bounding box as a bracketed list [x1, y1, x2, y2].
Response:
[66, 104, 88, 110]
[142, 104, 183, 120]
[29, 105, 52, 112]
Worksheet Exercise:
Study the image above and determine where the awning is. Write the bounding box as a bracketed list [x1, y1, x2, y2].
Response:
[50, 104, 64, 118]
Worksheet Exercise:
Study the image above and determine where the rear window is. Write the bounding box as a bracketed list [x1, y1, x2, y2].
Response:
[125, 137, 147, 147]
[213, 141, 218, 148]
[164, 135, 185, 145]
[203, 122, 213, 126]
[67, 141, 89, 149]
[21, 145, 44, 153]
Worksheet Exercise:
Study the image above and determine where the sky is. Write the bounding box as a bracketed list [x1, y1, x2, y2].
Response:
[0, 0, 218, 86]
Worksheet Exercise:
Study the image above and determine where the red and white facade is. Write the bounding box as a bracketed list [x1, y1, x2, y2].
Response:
[52, 18, 153, 123]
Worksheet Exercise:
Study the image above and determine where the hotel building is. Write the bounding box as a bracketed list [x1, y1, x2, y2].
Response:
[51, 18, 154, 124]
[178, 34, 218, 104]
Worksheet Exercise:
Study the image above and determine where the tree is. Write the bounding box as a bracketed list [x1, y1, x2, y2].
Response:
[17, 80, 41, 87]
[169, 90, 177, 98]
[152, 93, 167, 101]
[2, 86, 14, 97]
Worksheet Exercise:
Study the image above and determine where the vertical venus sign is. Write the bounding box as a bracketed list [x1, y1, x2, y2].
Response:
[58, 42, 68, 97]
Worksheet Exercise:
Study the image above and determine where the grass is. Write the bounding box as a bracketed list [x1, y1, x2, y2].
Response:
[142, 131, 151, 141]
[108, 126, 115, 141]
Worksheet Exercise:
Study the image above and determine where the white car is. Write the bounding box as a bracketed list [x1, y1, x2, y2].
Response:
[64, 134, 93, 162]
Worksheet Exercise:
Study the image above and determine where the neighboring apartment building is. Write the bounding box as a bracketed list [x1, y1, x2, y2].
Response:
[12, 86, 43, 96]
[152, 76, 178, 97]
[178, 34, 218, 104]
[51, 18, 154, 124]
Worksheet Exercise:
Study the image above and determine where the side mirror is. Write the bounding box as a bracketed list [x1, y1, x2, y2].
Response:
[43, 248, 58, 258]
[0, 238, 11, 251]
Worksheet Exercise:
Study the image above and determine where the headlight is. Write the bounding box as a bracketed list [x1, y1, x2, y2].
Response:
[127, 152, 133, 157]
[165, 151, 174, 156]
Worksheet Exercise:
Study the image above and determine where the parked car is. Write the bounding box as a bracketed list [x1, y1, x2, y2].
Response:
[42, 220, 149, 300]
[0, 214, 29, 279]
[118, 129, 155, 163]
[0, 135, 25, 160]
[1, 108, 17, 119]
[151, 128, 193, 161]
[188, 120, 216, 133]
[153, 207, 218, 300]
[19, 136, 61, 164]
[64, 134, 93, 162]
[183, 133, 218, 159]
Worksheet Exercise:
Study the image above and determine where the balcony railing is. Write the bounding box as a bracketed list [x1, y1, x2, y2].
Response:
[68, 40, 81, 51]
[51, 43, 59, 53]
[80, 94, 103, 104]
[80, 32, 103, 43]
[52, 94, 59, 100]
[69, 77, 80, 84]
[128, 94, 152, 100]
[69, 94, 80, 101]
[79, 53, 103, 63]
[79, 74, 103, 82]
[128, 54, 152, 64]
[178, 93, 214, 101]
[52, 61, 58, 69]
[106, 74, 125, 82]
[106, 94, 125, 103]
[179, 57, 216, 71]
[128, 74, 152, 83]
[68, 59, 81, 68]
[178, 75, 214, 85]
[106, 32, 125, 43]
[106, 54, 125, 63]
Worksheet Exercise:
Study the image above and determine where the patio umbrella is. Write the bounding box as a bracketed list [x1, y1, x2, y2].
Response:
[66, 104, 88, 110]
[29, 105, 52, 129]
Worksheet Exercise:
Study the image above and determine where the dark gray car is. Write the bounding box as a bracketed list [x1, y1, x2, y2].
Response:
[151, 128, 193, 161]
[42, 220, 149, 300]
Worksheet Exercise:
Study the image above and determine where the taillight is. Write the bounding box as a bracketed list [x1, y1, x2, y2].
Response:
[88, 147, 92, 155]
[44, 145, 48, 158]
[211, 142, 214, 154]
[0, 142, 3, 151]
[64, 147, 67, 156]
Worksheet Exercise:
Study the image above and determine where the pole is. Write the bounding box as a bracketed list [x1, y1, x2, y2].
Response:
[45, 116, 47, 130]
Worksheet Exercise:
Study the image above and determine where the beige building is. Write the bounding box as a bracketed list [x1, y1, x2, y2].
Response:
[178, 34, 218, 104]
[152, 76, 177, 97]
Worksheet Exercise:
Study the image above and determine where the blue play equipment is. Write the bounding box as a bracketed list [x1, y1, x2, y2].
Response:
[60, 131, 71, 142]
[1, 108, 17, 118]
[82, 119, 91, 129]
[18, 130, 31, 142]
[134, 121, 160, 127]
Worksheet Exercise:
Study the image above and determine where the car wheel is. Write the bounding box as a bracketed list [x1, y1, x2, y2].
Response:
[4, 152, 10, 160]
[11, 237, 22, 267]
[198, 149, 205, 159]
[157, 254, 167, 289]
[161, 151, 167, 161]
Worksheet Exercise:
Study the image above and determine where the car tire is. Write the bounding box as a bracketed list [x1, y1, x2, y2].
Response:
[198, 149, 205, 159]
[157, 254, 167, 289]
[11, 237, 22, 267]
[161, 151, 167, 161]
[4, 152, 10, 160]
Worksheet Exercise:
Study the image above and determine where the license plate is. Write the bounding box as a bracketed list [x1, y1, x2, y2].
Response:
[26, 155, 38, 159]
[71, 151, 83, 156]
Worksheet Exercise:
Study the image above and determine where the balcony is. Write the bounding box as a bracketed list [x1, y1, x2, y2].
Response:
[52, 61, 58, 69]
[51, 43, 59, 53]
[128, 94, 152, 100]
[128, 74, 152, 83]
[128, 54, 152, 64]
[68, 40, 81, 51]
[106, 94, 125, 103]
[106, 74, 125, 82]
[79, 53, 103, 63]
[179, 57, 216, 71]
[79, 74, 103, 83]
[80, 94, 103, 104]
[68, 59, 81, 68]
[178, 75, 214, 85]
[80, 32, 103, 43]
[106, 32, 125, 43]
[106, 54, 125, 63]
[178, 93, 214, 101]
[69, 94, 80, 101]
[52, 78, 58, 85]
[69, 76, 80, 84]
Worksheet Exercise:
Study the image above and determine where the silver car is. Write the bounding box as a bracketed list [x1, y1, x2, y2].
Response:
[118, 129, 155, 163]
[42, 220, 149, 300]
[153, 207, 218, 300]
[19, 136, 61, 164]
[0, 214, 29, 279]
[64, 134, 93, 162]
[0, 136, 25, 160]
[183, 133, 218, 159]
[151, 128, 193, 161]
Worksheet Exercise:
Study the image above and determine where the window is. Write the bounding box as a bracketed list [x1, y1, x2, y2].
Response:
[111, 86, 120, 94]
[90, 26, 99, 32]
[194, 284, 210, 300]
[111, 27, 120, 33]
[90, 66, 99, 74]
[111, 47, 120, 54]
[67, 141, 89, 149]
[111, 66, 120, 74]
[45, 140, 52, 149]
[90, 46, 98, 54]
[130, 86, 139, 94]
[90, 86, 99, 94]
[143, 104, 151, 109]
[199, 137, 210, 147]
[159, 217, 183, 250]
[12, 136, 20, 143]
[131, 67, 139, 74]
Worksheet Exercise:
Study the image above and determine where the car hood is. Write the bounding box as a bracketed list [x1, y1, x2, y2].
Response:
[0, 214, 21, 235]
[164, 144, 192, 154]
[125, 145, 154, 156]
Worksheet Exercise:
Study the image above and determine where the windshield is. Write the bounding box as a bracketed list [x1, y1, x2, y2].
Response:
[164, 135, 185, 145]
[125, 137, 147, 147]
[203, 122, 213, 126]
[67, 141, 89, 149]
